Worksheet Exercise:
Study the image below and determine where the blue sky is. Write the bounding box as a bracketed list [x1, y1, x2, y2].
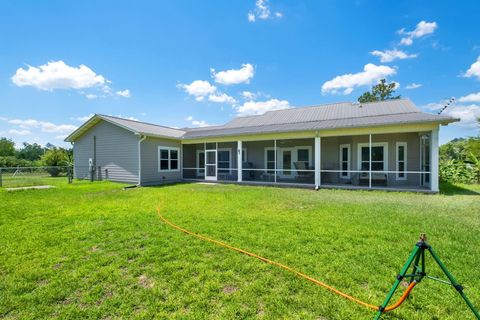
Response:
[1, 0, 479, 147]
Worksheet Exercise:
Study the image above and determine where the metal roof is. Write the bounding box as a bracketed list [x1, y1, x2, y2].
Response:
[182, 99, 458, 139]
[65, 99, 459, 142]
[65, 114, 185, 142]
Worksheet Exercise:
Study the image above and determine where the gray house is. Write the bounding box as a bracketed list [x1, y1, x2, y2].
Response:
[65, 99, 458, 192]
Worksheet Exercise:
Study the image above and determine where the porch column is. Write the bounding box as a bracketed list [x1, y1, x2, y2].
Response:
[274, 139, 277, 184]
[369, 134, 372, 189]
[430, 127, 439, 192]
[315, 136, 321, 189]
[237, 140, 242, 182]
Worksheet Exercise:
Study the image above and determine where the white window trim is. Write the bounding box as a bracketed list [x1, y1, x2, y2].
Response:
[158, 146, 180, 172]
[241, 148, 247, 163]
[217, 148, 232, 174]
[396, 142, 407, 180]
[264, 147, 276, 173]
[357, 142, 388, 172]
[339, 144, 351, 179]
[264, 146, 313, 178]
[295, 146, 313, 166]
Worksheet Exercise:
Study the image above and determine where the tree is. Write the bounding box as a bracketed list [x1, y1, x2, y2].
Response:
[41, 147, 68, 176]
[17, 142, 45, 161]
[0, 137, 15, 156]
[358, 79, 401, 103]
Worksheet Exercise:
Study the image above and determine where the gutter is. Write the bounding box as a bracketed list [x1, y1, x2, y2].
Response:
[137, 135, 147, 186]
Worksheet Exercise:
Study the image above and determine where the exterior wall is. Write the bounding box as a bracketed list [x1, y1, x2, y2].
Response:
[73, 120, 139, 183]
[321, 132, 422, 187]
[140, 136, 182, 185]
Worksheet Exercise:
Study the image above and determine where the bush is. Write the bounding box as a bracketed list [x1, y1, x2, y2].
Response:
[0, 156, 37, 168]
[440, 159, 480, 184]
[41, 148, 68, 177]
[439, 137, 480, 184]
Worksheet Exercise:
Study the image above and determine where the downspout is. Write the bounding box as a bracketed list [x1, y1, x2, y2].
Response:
[137, 135, 147, 186]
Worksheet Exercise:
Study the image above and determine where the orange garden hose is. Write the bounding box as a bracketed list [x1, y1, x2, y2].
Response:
[157, 208, 416, 313]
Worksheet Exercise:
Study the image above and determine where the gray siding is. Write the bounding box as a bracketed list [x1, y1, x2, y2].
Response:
[321, 132, 421, 187]
[73, 120, 139, 183]
[140, 137, 182, 185]
[243, 139, 314, 170]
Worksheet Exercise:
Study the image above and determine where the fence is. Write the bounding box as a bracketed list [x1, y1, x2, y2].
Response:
[0, 166, 73, 188]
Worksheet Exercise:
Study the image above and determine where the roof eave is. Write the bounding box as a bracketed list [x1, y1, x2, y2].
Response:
[181, 118, 459, 140]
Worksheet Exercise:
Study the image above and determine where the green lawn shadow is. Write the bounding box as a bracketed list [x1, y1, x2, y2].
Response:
[439, 181, 480, 196]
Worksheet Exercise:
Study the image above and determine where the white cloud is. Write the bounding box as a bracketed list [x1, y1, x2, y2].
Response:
[178, 80, 216, 99]
[462, 56, 480, 80]
[0, 117, 8, 121]
[55, 134, 68, 140]
[458, 92, 480, 103]
[185, 116, 211, 127]
[248, 0, 282, 22]
[11, 60, 106, 91]
[85, 94, 98, 99]
[405, 83, 422, 90]
[421, 101, 480, 128]
[370, 49, 417, 63]
[116, 89, 131, 98]
[208, 93, 237, 104]
[321, 64, 397, 95]
[9, 129, 31, 136]
[242, 91, 256, 100]
[398, 21, 438, 46]
[41, 122, 77, 133]
[444, 104, 480, 128]
[236, 98, 291, 116]
[8, 119, 77, 133]
[75, 114, 95, 122]
[211, 63, 254, 85]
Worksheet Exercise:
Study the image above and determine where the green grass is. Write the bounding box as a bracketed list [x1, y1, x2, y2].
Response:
[1, 180, 479, 319]
[1, 175, 68, 188]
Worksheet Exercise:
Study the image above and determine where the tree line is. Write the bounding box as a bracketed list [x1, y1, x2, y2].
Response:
[0, 137, 72, 169]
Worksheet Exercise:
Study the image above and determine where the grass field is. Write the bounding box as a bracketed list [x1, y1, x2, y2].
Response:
[1, 180, 479, 319]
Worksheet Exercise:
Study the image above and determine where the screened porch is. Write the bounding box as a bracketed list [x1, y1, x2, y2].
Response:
[181, 131, 437, 192]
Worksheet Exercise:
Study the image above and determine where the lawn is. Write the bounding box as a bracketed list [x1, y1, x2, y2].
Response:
[0, 180, 479, 319]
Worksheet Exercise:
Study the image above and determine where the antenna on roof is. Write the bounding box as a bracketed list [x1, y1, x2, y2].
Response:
[438, 97, 455, 115]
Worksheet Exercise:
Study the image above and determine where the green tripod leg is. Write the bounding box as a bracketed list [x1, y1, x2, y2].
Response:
[427, 246, 480, 319]
[373, 245, 421, 320]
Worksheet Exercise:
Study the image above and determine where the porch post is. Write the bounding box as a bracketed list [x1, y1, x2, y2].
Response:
[315, 136, 321, 189]
[430, 127, 439, 192]
[237, 140, 242, 182]
[369, 134, 372, 189]
[274, 139, 277, 184]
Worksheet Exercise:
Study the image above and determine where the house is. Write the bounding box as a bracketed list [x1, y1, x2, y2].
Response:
[65, 99, 458, 192]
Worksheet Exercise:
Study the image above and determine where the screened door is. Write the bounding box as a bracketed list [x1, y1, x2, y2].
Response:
[205, 150, 217, 181]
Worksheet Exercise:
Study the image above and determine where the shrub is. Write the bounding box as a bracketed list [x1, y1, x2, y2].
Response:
[41, 148, 68, 177]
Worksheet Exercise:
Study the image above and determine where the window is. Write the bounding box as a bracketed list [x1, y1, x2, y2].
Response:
[241, 148, 247, 163]
[265, 148, 275, 174]
[297, 148, 310, 166]
[158, 147, 180, 172]
[357, 143, 388, 172]
[339, 144, 350, 178]
[396, 142, 407, 180]
[217, 148, 231, 174]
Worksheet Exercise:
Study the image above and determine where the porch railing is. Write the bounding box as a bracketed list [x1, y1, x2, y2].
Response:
[182, 167, 430, 190]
